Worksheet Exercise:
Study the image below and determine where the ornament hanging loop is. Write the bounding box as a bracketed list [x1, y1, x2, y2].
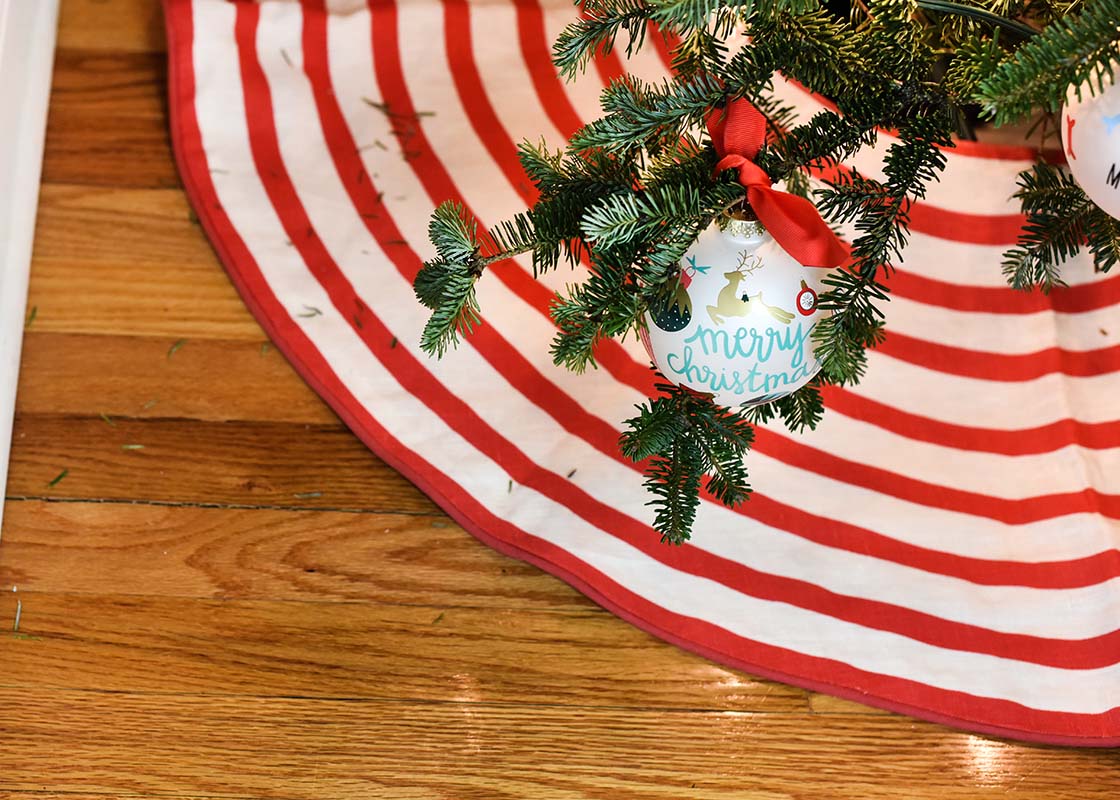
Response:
[706, 98, 847, 268]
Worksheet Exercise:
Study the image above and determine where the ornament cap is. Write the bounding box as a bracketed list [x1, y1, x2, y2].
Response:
[722, 215, 766, 241]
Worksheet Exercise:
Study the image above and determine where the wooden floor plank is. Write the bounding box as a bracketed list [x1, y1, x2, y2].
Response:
[0, 795, 242, 800]
[0, 501, 585, 610]
[43, 51, 175, 188]
[26, 256, 260, 340]
[0, 591, 806, 713]
[33, 186, 206, 267]
[2, 689, 1116, 799]
[57, 0, 167, 55]
[7, 416, 434, 514]
[15, 333, 334, 425]
[0, 796, 232, 800]
[28, 185, 263, 339]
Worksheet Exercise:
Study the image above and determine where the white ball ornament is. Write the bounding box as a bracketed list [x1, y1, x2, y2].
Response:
[1062, 69, 1120, 219]
[643, 218, 831, 408]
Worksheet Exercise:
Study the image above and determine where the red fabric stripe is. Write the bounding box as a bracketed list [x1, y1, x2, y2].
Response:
[437, 2, 1120, 454]
[163, 0, 1120, 744]
[879, 331, 1120, 381]
[282, 0, 1120, 664]
[646, 20, 674, 70]
[513, 0, 582, 138]
[808, 157, 1028, 245]
[822, 385, 1120, 455]
[443, 0, 534, 205]
[886, 267, 1120, 315]
[580, 6, 627, 87]
[757, 427, 1120, 524]
[908, 202, 1025, 246]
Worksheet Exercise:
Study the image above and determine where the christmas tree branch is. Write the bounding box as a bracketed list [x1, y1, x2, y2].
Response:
[620, 378, 754, 544]
[1002, 162, 1120, 290]
[812, 108, 953, 383]
[975, 0, 1120, 124]
[553, 0, 653, 79]
[914, 0, 1038, 39]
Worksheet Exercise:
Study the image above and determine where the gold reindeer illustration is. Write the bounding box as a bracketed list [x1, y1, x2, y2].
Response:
[706, 251, 795, 326]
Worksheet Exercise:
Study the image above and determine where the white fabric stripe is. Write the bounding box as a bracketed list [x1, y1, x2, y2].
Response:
[882, 294, 1120, 357]
[853, 349, 1120, 428]
[798, 409, 1120, 501]
[892, 227, 1106, 290]
[538, 1, 603, 129]
[605, 21, 673, 86]
[251, 0, 1120, 644]
[472, 1, 570, 150]
[196, 2, 1120, 713]
[332, 0, 1120, 569]
[748, 444, 1119, 561]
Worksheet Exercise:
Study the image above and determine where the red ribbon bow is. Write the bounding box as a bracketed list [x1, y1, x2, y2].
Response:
[706, 99, 847, 268]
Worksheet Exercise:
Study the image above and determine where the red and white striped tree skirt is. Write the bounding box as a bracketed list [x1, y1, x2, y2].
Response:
[163, 0, 1120, 745]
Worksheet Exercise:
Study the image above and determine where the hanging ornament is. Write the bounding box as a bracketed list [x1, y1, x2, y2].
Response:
[639, 97, 846, 408]
[643, 218, 832, 408]
[1062, 71, 1120, 219]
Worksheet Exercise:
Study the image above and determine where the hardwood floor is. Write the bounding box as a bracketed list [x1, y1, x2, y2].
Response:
[1, 1, 1117, 796]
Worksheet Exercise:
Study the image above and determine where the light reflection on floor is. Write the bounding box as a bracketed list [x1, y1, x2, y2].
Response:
[963, 735, 1016, 784]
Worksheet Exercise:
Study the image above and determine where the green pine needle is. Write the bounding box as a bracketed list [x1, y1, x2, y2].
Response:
[167, 339, 187, 359]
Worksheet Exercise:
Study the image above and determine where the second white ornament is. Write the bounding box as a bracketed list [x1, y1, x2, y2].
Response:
[1062, 70, 1120, 219]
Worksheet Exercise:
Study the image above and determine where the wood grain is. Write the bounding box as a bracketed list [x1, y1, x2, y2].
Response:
[57, 0, 167, 54]
[16, 332, 334, 424]
[7, 414, 435, 513]
[28, 185, 261, 339]
[42, 51, 176, 188]
[0, 591, 805, 712]
[0, 500, 587, 610]
[3, 689, 1118, 800]
[0, 0, 1116, 796]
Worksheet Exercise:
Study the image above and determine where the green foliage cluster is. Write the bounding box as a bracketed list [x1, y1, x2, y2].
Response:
[417, 0, 1120, 543]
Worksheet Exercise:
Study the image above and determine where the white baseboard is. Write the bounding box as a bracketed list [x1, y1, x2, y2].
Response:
[0, 0, 60, 538]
